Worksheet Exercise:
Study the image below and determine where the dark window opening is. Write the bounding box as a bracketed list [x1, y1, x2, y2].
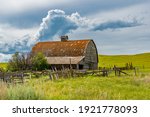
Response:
[79, 65, 83, 69]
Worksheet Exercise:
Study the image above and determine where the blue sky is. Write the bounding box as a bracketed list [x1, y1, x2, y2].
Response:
[0, 0, 150, 61]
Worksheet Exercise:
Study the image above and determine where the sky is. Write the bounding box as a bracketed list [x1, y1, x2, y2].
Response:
[0, 0, 150, 62]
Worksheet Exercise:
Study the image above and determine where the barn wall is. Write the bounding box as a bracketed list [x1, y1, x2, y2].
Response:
[83, 41, 98, 69]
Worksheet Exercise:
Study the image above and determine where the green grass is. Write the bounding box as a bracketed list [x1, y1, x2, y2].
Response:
[32, 76, 150, 100]
[0, 52, 150, 100]
[1, 75, 150, 100]
[99, 52, 150, 68]
[0, 63, 7, 69]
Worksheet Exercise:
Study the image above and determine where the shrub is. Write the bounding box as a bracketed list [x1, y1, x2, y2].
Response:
[8, 52, 32, 71]
[32, 52, 48, 71]
[8, 52, 49, 71]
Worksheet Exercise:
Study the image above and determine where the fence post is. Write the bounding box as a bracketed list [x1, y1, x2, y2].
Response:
[49, 70, 53, 80]
[114, 65, 117, 76]
[134, 67, 137, 76]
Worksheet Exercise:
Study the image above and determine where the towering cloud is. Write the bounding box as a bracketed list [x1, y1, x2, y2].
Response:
[34, 9, 88, 41]
[34, 9, 142, 41]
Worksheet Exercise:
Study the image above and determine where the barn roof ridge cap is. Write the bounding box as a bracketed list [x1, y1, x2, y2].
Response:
[35, 39, 93, 44]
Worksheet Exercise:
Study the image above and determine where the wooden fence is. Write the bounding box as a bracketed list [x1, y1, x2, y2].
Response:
[0, 72, 30, 84]
[48, 66, 137, 80]
[0, 66, 138, 84]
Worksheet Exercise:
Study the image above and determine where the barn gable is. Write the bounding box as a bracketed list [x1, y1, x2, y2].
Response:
[32, 38, 98, 70]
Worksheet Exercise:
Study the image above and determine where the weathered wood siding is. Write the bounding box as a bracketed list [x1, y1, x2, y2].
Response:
[81, 41, 98, 69]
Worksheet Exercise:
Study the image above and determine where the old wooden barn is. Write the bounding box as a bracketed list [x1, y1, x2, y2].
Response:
[32, 36, 98, 70]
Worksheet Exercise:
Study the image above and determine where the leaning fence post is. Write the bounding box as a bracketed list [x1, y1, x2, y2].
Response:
[54, 67, 59, 80]
[49, 70, 53, 80]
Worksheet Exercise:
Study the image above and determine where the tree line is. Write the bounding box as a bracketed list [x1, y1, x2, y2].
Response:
[7, 52, 49, 71]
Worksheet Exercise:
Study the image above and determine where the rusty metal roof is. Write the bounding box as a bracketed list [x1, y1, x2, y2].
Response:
[46, 56, 85, 64]
[32, 39, 92, 57]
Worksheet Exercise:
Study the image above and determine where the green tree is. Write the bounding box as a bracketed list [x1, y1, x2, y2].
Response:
[8, 52, 20, 71]
[8, 52, 32, 71]
[32, 52, 48, 71]
[8, 52, 48, 71]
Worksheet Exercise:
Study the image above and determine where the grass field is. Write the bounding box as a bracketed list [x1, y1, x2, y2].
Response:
[99, 53, 150, 68]
[1, 75, 150, 100]
[0, 63, 7, 69]
[0, 53, 150, 100]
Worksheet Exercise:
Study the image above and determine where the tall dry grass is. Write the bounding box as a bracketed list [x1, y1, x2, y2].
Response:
[7, 84, 45, 100]
[0, 82, 8, 99]
[0, 81, 44, 100]
[0, 74, 150, 100]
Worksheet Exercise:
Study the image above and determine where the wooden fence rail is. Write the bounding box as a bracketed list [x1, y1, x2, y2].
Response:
[0, 66, 138, 84]
[0, 72, 30, 84]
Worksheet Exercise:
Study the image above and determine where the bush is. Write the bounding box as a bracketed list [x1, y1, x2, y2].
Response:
[8, 52, 32, 71]
[32, 52, 48, 71]
[8, 52, 49, 71]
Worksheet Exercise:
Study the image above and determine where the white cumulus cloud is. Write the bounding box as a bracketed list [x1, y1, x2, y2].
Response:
[34, 9, 89, 41]
[34, 9, 140, 41]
